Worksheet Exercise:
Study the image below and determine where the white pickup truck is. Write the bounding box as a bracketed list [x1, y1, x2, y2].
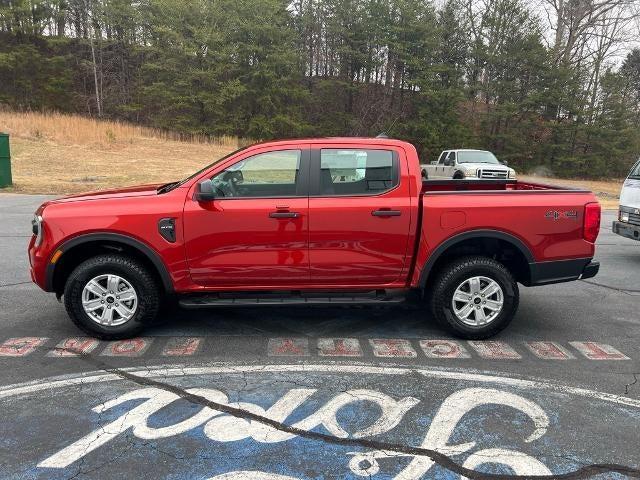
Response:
[421, 149, 516, 180]
[613, 159, 640, 241]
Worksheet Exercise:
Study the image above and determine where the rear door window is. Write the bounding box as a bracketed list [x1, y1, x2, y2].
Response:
[318, 149, 398, 196]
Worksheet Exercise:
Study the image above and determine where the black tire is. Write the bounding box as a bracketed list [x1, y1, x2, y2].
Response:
[422, 169, 428, 179]
[63, 254, 161, 339]
[453, 171, 464, 179]
[429, 256, 519, 339]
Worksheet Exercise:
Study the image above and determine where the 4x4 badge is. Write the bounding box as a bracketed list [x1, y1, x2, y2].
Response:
[546, 210, 578, 221]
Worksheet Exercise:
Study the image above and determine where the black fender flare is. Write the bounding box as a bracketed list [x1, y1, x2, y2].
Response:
[45, 232, 174, 293]
[418, 229, 535, 289]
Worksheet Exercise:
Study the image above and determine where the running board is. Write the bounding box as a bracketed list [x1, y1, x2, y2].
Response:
[179, 290, 407, 308]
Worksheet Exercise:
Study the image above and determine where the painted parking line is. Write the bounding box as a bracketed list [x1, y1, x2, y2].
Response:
[524, 341, 574, 360]
[317, 338, 362, 357]
[100, 338, 152, 357]
[0, 336, 633, 361]
[419, 339, 470, 359]
[162, 337, 203, 356]
[47, 337, 100, 357]
[267, 338, 309, 356]
[369, 339, 417, 358]
[468, 341, 522, 359]
[0, 337, 48, 357]
[569, 342, 630, 360]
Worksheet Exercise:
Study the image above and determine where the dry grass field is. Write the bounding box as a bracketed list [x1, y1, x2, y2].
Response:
[0, 111, 240, 194]
[520, 175, 623, 209]
[0, 111, 625, 208]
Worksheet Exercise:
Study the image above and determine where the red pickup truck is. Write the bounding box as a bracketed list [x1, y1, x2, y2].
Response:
[29, 138, 601, 340]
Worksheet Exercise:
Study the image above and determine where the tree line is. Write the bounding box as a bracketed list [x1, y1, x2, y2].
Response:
[1, 0, 639, 177]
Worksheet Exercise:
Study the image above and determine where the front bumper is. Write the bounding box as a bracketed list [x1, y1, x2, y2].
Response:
[612, 220, 640, 241]
[28, 235, 51, 291]
[528, 258, 599, 286]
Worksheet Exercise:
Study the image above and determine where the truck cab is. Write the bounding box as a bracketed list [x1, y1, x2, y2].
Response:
[421, 149, 516, 180]
[613, 159, 640, 241]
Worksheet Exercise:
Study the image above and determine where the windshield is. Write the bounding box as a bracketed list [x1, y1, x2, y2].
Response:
[457, 151, 500, 164]
[160, 146, 247, 192]
[629, 160, 640, 179]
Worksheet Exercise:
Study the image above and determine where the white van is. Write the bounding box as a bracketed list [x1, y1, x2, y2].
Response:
[613, 159, 640, 241]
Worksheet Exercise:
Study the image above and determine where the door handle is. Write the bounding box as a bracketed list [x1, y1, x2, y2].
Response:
[372, 209, 401, 217]
[269, 211, 300, 218]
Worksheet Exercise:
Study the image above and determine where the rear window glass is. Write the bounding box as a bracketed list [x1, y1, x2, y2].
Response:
[319, 149, 398, 196]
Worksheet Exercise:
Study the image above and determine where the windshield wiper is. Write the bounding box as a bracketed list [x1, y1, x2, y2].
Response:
[157, 181, 180, 194]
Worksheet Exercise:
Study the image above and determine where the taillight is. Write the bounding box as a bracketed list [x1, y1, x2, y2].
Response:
[583, 202, 601, 243]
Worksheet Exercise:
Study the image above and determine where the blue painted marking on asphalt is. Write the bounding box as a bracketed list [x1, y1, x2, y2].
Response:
[1, 367, 639, 479]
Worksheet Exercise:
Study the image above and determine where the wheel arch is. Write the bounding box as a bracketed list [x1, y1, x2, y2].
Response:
[46, 233, 174, 296]
[419, 230, 534, 289]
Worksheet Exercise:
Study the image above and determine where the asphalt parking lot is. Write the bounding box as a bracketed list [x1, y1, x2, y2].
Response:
[1, 193, 639, 479]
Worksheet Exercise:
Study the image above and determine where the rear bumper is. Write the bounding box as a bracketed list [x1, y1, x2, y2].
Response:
[612, 220, 640, 241]
[528, 258, 599, 286]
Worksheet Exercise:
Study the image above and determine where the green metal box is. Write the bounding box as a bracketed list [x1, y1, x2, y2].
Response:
[0, 133, 12, 188]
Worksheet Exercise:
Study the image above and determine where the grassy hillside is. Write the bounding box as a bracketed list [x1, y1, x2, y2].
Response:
[0, 111, 240, 194]
[0, 111, 623, 208]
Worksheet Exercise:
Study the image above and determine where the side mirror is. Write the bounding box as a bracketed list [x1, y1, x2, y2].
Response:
[195, 179, 216, 202]
[501, 160, 509, 166]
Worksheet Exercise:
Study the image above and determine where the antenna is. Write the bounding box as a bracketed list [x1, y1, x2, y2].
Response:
[376, 133, 389, 139]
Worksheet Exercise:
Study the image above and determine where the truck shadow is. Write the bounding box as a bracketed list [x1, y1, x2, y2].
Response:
[146, 302, 545, 339]
[148, 304, 440, 338]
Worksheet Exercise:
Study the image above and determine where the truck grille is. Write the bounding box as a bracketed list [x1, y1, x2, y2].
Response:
[628, 212, 640, 226]
[478, 169, 508, 179]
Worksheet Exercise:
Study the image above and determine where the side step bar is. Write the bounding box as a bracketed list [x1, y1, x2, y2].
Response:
[179, 289, 408, 308]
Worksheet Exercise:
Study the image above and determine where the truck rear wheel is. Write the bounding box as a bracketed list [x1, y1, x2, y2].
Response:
[63, 254, 160, 340]
[429, 256, 519, 339]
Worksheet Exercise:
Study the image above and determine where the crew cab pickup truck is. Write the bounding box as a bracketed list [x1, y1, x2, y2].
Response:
[421, 149, 516, 180]
[29, 138, 601, 340]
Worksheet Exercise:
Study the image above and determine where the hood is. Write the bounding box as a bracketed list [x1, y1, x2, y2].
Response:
[48, 183, 163, 204]
[458, 163, 510, 170]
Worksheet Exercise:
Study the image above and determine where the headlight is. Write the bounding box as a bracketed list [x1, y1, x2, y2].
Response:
[31, 214, 43, 246]
[508, 169, 516, 179]
[620, 211, 629, 223]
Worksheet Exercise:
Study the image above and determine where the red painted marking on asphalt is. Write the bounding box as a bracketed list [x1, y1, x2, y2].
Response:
[468, 341, 521, 359]
[570, 342, 630, 360]
[317, 338, 362, 357]
[419, 339, 470, 359]
[524, 341, 574, 360]
[369, 339, 417, 358]
[268, 338, 309, 356]
[0, 337, 47, 357]
[48, 337, 100, 357]
[162, 337, 202, 356]
[101, 338, 151, 357]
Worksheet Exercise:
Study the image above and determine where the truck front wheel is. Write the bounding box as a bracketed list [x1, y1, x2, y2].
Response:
[429, 256, 519, 339]
[63, 254, 161, 340]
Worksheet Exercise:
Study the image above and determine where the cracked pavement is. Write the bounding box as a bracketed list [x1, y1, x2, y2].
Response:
[1, 194, 640, 479]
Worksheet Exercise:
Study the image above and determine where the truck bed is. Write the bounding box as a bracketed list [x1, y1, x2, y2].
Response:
[421, 179, 587, 193]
